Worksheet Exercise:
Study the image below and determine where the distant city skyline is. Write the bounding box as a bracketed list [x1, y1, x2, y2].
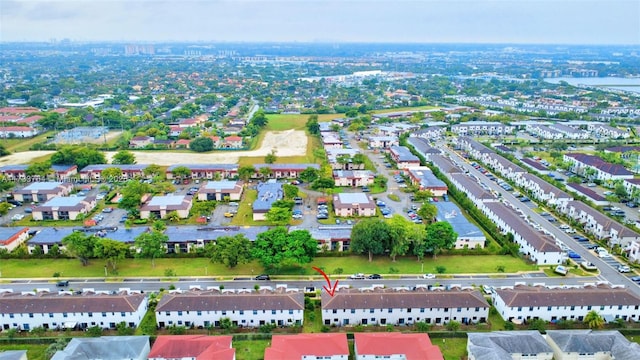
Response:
[1, 0, 639, 45]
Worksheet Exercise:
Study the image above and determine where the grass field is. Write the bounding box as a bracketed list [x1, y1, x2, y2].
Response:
[265, 114, 338, 131]
[0, 254, 537, 279]
[234, 339, 271, 360]
[3, 131, 53, 152]
[371, 106, 440, 114]
[0, 344, 48, 360]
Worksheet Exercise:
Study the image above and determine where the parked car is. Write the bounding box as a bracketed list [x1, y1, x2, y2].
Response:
[349, 273, 366, 280]
[422, 273, 436, 279]
[102, 207, 114, 213]
[56, 280, 69, 287]
[224, 212, 234, 218]
[618, 265, 631, 273]
[368, 274, 382, 280]
[254, 274, 270, 280]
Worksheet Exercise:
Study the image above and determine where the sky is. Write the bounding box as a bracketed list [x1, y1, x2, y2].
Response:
[1, 0, 639, 44]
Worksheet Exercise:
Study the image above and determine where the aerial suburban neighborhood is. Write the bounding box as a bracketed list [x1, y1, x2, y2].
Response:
[1, 5, 640, 359]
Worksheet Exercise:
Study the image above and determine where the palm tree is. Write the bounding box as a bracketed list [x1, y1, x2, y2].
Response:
[584, 310, 604, 329]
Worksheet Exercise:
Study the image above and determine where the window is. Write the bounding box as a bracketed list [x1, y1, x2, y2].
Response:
[29, 313, 33, 318]
[272, 310, 276, 315]
[370, 309, 374, 313]
[197, 311, 202, 316]
[253, 310, 258, 315]
[420, 308, 425, 313]
[49, 313, 53, 318]
[102, 312, 107, 317]
[351, 309, 356, 314]
[289, 310, 294, 314]
[388, 308, 392, 313]
[63, 313, 68, 318]
[121, 312, 126, 317]
[178, 311, 183, 316]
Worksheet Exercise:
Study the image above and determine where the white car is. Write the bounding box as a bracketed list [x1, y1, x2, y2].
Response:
[11, 214, 24, 221]
[422, 273, 436, 279]
[349, 273, 366, 280]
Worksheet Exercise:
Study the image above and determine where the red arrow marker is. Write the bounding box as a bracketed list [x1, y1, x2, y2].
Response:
[312, 266, 339, 297]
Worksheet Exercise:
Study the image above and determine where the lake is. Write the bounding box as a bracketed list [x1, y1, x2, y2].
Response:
[544, 77, 640, 94]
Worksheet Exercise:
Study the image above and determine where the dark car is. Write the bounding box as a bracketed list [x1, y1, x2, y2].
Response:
[7, 200, 22, 206]
[368, 274, 382, 279]
[255, 274, 270, 281]
[56, 280, 69, 287]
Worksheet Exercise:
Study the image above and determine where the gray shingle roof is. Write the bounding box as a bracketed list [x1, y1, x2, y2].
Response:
[467, 331, 552, 360]
[546, 330, 640, 360]
[156, 288, 304, 312]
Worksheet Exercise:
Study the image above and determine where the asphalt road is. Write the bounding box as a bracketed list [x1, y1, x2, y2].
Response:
[439, 142, 640, 296]
[2, 274, 598, 293]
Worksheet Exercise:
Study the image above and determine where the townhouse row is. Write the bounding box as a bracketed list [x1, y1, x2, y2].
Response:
[457, 137, 640, 257]
[3, 283, 638, 334]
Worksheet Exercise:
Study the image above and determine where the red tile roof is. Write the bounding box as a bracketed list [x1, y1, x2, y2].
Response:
[265, 334, 348, 360]
[355, 333, 444, 360]
[225, 136, 242, 142]
[0, 107, 39, 115]
[148, 335, 234, 360]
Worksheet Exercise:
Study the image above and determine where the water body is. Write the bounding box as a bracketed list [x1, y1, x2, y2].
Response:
[544, 77, 640, 94]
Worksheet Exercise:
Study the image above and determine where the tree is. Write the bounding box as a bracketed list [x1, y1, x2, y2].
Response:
[385, 214, 425, 261]
[61, 232, 94, 266]
[584, 310, 605, 329]
[189, 137, 214, 152]
[283, 184, 299, 199]
[46, 338, 69, 359]
[143, 164, 162, 178]
[25, 161, 53, 179]
[264, 150, 277, 164]
[350, 218, 391, 262]
[205, 234, 252, 268]
[171, 166, 191, 180]
[94, 238, 130, 271]
[352, 153, 366, 166]
[299, 167, 320, 183]
[134, 231, 168, 267]
[249, 109, 268, 128]
[100, 167, 122, 183]
[266, 206, 292, 225]
[112, 150, 136, 164]
[119, 180, 151, 213]
[259, 166, 273, 179]
[306, 114, 320, 135]
[413, 190, 434, 202]
[386, 215, 412, 261]
[614, 182, 628, 199]
[252, 227, 317, 269]
[424, 222, 457, 258]
[312, 148, 326, 162]
[417, 202, 438, 223]
[0, 202, 12, 216]
[311, 177, 335, 191]
[238, 166, 256, 182]
[51, 145, 106, 169]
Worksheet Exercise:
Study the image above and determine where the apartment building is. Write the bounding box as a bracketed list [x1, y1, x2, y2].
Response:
[155, 287, 304, 329]
[321, 285, 489, 327]
[197, 180, 243, 201]
[492, 283, 640, 324]
[0, 289, 147, 331]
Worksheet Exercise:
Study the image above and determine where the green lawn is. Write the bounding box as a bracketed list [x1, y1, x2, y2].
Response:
[435, 337, 468, 360]
[309, 255, 537, 277]
[234, 339, 271, 360]
[265, 114, 339, 131]
[0, 255, 537, 279]
[303, 301, 323, 333]
[0, 344, 48, 360]
[3, 131, 54, 152]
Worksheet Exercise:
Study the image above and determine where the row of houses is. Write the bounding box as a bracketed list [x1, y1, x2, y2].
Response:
[31, 332, 447, 360]
[0, 163, 321, 183]
[468, 329, 639, 360]
[457, 137, 640, 256]
[427, 151, 562, 265]
[3, 282, 638, 336]
[129, 135, 244, 149]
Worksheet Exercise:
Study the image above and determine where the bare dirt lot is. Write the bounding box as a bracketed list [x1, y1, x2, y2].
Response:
[0, 130, 308, 166]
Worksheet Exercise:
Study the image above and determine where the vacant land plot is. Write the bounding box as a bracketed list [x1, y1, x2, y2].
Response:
[102, 130, 308, 165]
[266, 113, 337, 131]
[0, 150, 55, 166]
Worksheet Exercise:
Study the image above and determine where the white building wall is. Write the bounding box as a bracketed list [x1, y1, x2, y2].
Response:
[0, 296, 147, 331]
[322, 306, 488, 327]
[156, 309, 303, 328]
[493, 294, 639, 323]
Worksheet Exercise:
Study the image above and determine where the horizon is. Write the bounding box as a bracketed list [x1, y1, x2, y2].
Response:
[1, 0, 639, 45]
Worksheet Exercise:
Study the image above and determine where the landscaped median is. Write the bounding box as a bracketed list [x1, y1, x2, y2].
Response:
[0, 255, 538, 279]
